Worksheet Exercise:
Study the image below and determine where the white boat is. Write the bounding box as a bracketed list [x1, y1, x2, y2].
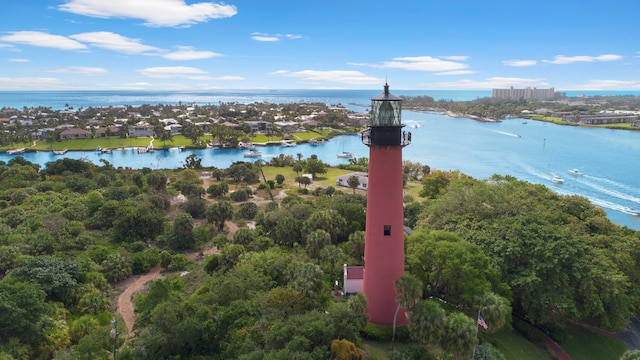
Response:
[629, 208, 640, 216]
[551, 175, 564, 184]
[238, 142, 255, 149]
[7, 148, 25, 154]
[243, 150, 262, 158]
[281, 140, 297, 147]
[568, 168, 582, 176]
[337, 152, 354, 159]
[53, 149, 68, 155]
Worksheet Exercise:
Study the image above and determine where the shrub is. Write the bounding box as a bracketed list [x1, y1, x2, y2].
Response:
[230, 189, 249, 202]
[330, 339, 364, 360]
[513, 318, 545, 343]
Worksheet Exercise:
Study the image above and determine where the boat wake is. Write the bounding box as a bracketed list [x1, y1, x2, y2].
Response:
[490, 130, 521, 138]
[584, 175, 639, 195]
[521, 164, 557, 182]
[404, 119, 421, 128]
[552, 187, 638, 215]
[578, 178, 640, 204]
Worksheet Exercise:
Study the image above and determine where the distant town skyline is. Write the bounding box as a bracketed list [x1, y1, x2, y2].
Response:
[1, 0, 639, 91]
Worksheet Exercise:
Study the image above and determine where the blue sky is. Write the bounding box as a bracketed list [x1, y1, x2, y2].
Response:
[1, 0, 639, 91]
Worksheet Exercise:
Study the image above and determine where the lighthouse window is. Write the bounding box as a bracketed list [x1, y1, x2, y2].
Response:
[384, 225, 391, 236]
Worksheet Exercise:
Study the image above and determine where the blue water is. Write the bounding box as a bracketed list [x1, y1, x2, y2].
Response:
[0, 89, 492, 110]
[1, 90, 640, 230]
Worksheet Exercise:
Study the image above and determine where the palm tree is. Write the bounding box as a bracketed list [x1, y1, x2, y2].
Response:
[441, 312, 477, 359]
[293, 162, 303, 176]
[347, 175, 360, 193]
[306, 229, 330, 263]
[474, 292, 510, 331]
[409, 300, 446, 346]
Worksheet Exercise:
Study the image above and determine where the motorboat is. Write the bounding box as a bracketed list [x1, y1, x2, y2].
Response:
[629, 208, 640, 216]
[53, 149, 68, 155]
[551, 175, 564, 184]
[337, 152, 354, 159]
[568, 168, 582, 176]
[238, 142, 256, 149]
[243, 150, 262, 158]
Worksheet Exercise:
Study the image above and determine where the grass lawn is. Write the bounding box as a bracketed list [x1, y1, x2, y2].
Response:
[481, 329, 551, 360]
[4, 129, 356, 153]
[248, 129, 341, 144]
[259, 165, 356, 193]
[361, 340, 424, 360]
[16, 135, 200, 152]
[259, 164, 423, 199]
[559, 324, 627, 360]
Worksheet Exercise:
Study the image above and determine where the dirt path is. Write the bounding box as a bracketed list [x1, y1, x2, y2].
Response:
[115, 175, 239, 336]
[115, 235, 229, 335]
[115, 265, 165, 334]
[114, 170, 268, 336]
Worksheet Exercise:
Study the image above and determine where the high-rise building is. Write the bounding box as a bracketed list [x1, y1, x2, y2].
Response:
[492, 86, 555, 100]
[360, 84, 411, 326]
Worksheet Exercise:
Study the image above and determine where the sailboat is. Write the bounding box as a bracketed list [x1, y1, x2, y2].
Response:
[336, 135, 353, 158]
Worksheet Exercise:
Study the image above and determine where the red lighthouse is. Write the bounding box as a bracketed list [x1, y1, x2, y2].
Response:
[362, 83, 411, 326]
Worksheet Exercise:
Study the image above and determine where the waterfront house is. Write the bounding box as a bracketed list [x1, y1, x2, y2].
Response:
[273, 120, 298, 133]
[94, 126, 120, 138]
[59, 128, 91, 140]
[244, 120, 273, 133]
[128, 123, 155, 137]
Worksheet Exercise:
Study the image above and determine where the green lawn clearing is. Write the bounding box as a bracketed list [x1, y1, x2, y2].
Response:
[559, 324, 627, 360]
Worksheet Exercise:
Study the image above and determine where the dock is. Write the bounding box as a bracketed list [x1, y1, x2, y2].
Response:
[6, 148, 26, 154]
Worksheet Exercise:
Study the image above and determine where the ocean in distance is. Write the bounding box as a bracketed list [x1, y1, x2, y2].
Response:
[1, 89, 640, 230]
[3, 89, 640, 110]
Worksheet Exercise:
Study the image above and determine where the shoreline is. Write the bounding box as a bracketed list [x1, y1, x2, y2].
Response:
[405, 106, 500, 122]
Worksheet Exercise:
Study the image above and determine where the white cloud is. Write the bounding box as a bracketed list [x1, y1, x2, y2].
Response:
[251, 32, 302, 42]
[353, 56, 469, 72]
[270, 70, 381, 85]
[251, 33, 280, 42]
[58, 0, 237, 27]
[9, 58, 30, 63]
[0, 31, 87, 50]
[503, 59, 537, 67]
[0, 77, 83, 90]
[439, 56, 468, 61]
[543, 54, 622, 64]
[567, 80, 640, 90]
[45, 66, 109, 76]
[435, 70, 475, 75]
[138, 66, 209, 79]
[420, 77, 549, 89]
[70, 32, 161, 54]
[163, 46, 222, 60]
